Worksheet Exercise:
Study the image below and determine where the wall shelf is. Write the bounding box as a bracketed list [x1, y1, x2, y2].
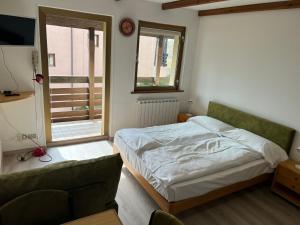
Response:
[0, 91, 35, 103]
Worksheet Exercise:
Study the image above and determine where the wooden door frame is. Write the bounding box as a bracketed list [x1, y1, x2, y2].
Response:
[39, 6, 112, 145]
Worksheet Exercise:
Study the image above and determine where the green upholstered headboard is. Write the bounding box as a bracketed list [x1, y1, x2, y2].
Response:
[207, 102, 296, 153]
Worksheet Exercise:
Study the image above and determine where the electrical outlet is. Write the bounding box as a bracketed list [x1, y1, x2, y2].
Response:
[27, 133, 37, 139]
[17, 133, 37, 141]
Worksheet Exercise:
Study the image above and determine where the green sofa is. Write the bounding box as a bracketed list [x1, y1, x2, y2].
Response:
[0, 154, 123, 225]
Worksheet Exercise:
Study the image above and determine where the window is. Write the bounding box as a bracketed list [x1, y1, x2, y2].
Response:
[133, 21, 185, 93]
[48, 53, 56, 67]
[95, 34, 99, 47]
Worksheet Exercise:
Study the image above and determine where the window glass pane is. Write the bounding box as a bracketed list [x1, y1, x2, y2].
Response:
[135, 25, 183, 90]
[159, 37, 179, 86]
[94, 30, 104, 78]
[48, 54, 55, 67]
[95, 34, 99, 47]
[137, 35, 157, 87]
[46, 25, 89, 77]
[71, 27, 89, 77]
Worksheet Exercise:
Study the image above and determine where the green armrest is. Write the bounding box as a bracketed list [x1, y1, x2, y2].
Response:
[148, 210, 184, 225]
[0, 190, 71, 225]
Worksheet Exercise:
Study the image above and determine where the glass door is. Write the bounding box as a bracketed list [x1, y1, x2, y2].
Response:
[39, 7, 111, 145]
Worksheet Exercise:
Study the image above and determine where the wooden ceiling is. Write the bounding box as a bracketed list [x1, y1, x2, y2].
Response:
[161, 0, 300, 16]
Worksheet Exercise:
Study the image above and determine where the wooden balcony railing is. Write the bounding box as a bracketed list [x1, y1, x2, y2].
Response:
[49, 76, 102, 123]
[137, 77, 170, 85]
[50, 76, 102, 83]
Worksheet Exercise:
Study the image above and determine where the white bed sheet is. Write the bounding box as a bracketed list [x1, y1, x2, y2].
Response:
[114, 135, 273, 202]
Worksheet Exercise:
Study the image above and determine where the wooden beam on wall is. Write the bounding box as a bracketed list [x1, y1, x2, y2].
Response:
[198, 1, 300, 16]
[162, 0, 227, 10]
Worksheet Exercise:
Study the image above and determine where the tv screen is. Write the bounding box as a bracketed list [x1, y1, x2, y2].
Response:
[0, 14, 35, 46]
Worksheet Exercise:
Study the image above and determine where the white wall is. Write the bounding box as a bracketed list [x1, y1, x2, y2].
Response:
[0, 0, 199, 152]
[190, 9, 300, 161]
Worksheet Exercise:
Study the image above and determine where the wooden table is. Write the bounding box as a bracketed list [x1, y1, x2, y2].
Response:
[61, 210, 122, 225]
[271, 160, 300, 207]
[0, 91, 34, 103]
[177, 113, 195, 123]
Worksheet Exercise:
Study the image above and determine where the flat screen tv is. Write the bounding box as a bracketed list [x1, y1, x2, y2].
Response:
[0, 14, 35, 46]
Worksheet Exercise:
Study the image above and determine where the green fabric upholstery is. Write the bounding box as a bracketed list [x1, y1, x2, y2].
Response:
[0, 190, 71, 225]
[148, 210, 184, 225]
[207, 102, 296, 153]
[0, 154, 123, 225]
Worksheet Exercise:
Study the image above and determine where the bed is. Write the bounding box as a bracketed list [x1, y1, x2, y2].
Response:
[113, 102, 295, 214]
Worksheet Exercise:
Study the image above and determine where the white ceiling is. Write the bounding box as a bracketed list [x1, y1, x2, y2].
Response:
[145, 0, 289, 10]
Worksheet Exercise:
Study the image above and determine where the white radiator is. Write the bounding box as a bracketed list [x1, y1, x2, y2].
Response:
[137, 98, 180, 128]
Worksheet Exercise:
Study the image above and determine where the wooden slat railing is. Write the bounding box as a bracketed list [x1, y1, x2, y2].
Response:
[50, 87, 102, 94]
[51, 93, 101, 101]
[51, 88, 89, 94]
[49, 76, 103, 123]
[51, 109, 101, 118]
[52, 115, 101, 123]
[50, 76, 102, 83]
[51, 94, 89, 101]
[51, 99, 101, 108]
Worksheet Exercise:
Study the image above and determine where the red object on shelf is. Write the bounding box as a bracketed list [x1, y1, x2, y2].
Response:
[33, 74, 44, 84]
[32, 147, 46, 157]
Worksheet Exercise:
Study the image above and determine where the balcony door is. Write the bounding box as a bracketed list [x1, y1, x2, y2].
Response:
[39, 7, 111, 145]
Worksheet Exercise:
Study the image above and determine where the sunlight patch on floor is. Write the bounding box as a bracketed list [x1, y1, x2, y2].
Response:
[3, 140, 112, 174]
[51, 119, 102, 141]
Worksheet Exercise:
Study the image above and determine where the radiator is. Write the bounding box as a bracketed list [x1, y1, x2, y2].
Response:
[137, 98, 180, 128]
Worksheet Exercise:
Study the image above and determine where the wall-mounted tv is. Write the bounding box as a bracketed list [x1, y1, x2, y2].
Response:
[0, 14, 35, 46]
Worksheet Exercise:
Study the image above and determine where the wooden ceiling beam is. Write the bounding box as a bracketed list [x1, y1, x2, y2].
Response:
[198, 0, 300, 16]
[162, 0, 228, 10]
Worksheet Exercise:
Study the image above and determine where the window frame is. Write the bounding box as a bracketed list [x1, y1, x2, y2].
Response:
[132, 21, 186, 94]
[48, 53, 56, 67]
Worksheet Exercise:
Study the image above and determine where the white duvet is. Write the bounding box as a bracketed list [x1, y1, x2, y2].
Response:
[115, 116, 288, 186]
[141, 136, 263, 186]
[115, 121, 218, 154]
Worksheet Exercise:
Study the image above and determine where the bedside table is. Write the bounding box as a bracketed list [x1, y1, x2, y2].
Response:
[177, 113, 195, 123]
[271, 160, 300, 207]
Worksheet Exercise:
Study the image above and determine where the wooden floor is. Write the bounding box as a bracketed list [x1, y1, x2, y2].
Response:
[3, 141, 300, 225]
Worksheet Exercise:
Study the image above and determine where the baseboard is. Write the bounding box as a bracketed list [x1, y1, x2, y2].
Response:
[47, 136, 109, 147]
[3, 136, 112, 156]
[3, 146, 47, 157]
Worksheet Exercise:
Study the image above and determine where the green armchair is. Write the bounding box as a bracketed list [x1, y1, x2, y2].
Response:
[148, 210, 184, 225]
[0, 154, 123, 225]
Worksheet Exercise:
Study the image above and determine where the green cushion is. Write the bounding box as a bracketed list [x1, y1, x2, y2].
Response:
[0, 190, 71, 225]
[148, 210, 184, 225]
[0, 154, 123, 221]
[207, 102, 295, 152]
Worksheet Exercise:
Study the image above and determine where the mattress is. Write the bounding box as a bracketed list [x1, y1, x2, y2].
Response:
[114, 134, 273, 202]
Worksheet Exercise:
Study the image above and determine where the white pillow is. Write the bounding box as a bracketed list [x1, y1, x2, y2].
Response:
[221, 129, 288, 168]
[188, 116, 234, 132]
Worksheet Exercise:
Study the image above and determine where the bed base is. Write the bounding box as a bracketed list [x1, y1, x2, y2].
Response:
[113, 144, 272, 214]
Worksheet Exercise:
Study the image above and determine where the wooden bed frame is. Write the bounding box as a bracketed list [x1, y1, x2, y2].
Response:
[113, 145, 272, 214]
[113, 102, 295, 214]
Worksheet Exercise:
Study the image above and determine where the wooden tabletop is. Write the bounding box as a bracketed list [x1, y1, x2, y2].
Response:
[280, 160, 300, 174]
[0, 91, 34, 103]
[61, 210, 123, 225]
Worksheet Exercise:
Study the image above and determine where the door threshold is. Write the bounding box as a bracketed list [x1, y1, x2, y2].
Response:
[47, 135, 109, 147]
